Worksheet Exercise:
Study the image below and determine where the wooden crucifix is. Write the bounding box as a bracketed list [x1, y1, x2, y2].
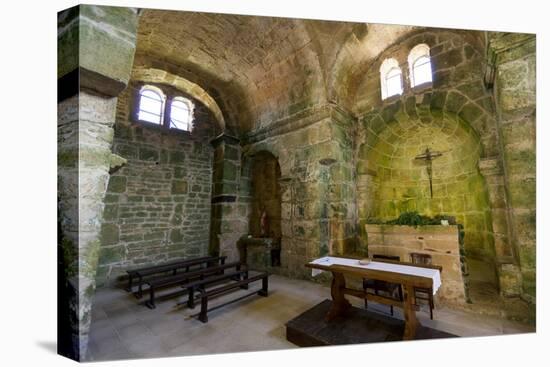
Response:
[414, 147, 444, 198]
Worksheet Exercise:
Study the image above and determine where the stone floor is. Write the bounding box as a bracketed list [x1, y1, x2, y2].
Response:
[87, 273, 535, 362]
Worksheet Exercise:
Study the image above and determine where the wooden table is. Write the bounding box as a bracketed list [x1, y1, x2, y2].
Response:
[306, 256, 442, 340]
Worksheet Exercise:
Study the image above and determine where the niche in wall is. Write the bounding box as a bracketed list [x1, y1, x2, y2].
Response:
[250, 151, 282, 239]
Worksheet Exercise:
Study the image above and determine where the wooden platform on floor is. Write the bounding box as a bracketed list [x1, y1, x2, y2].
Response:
[286, 299, 457, 347]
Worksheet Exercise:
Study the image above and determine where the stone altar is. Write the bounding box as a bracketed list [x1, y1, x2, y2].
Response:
[365, 224, 468, 305]
[237, 236, 281, 271]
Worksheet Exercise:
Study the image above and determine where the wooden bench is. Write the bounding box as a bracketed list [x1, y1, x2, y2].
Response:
[180, 268, 250, 309]
[196, 272, 269, 323]
[144, 261, 243, 309]
[126, 256, 226, 298]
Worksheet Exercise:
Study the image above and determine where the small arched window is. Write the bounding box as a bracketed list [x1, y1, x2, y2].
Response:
[137, 85, 165, 125]
[380, 58, 403, 100]
[170, 97, 194, 131]
[408, 44, 432, 87]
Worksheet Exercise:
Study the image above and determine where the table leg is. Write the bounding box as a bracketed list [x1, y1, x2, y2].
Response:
[326, 271, 351, 321]
[402, 284, 419, 340]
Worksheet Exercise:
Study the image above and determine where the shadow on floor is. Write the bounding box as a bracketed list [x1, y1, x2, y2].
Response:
[35, 340, 57, 354]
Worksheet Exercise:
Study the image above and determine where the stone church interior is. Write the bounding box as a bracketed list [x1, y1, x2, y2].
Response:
[57, 4, 536, 362]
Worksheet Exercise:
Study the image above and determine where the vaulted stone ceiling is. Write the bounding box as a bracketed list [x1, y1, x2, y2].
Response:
[135, 9, 425, 134]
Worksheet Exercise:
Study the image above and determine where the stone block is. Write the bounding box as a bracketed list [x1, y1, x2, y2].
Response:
[521, 269, 536, 299]
[498, 263, 521, 297]
[171, 180, 188, 194]
[115, 143, 138, 159]
[98, 245, 125, 264]
[169, 150, 186, 164]
[432, 47, 463, 70]
[103, 204, 118, 220]
[459, 103, 484, 124]
[78, 5, 138, 96]
[444, 91, 468, 113]
[139, 147, 159, 161]
[222, 161, 238, 181]
[173, 166, 186, 178]
[504, 148, 536, 177]
[508, 177, 537, 209]
[170, 229, 184, 243]
[57, 7, 80, 78]
[100, 223, 119, 245]
[224, 145, 240, 160]
[107, 176, 126, 193]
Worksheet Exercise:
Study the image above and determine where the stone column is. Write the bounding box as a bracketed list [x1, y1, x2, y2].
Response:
[209, 134, 247, 262]
[488, 33, 536, 320]
[478, 157, 521, 297]
[57, 5, 138, 360]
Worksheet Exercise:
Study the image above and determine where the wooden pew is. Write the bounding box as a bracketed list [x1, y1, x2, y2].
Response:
[180, 268, 250, 309]
[196, 272, 269, 323]
[126, 256, 226, 298]
[144, 261, 242, 309]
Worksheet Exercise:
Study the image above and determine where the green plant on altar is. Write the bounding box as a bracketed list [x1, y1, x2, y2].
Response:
[367, 211, 457, 227]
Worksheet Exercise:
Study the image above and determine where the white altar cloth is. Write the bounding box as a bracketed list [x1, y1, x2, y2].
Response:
[309, 256, 441, 295]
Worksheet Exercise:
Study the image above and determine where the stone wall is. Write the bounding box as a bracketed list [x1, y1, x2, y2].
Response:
[354, 30, 504, 284]
[96, 85, 216, 286]
[242, 105, 358, 279]
[490, 33, 536, 316]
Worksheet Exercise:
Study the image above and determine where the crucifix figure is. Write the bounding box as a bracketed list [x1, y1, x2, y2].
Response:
[414, 147, 444, 198]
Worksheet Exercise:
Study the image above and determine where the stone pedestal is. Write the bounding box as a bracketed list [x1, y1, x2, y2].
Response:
[237, 237, 281, 271]
[365, 224, 468, 305]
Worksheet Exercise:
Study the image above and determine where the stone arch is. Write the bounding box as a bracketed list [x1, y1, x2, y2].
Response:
[135, 11, 328, 134]
[243, 142, 280, 162]
[336, 28, 488, 114]
[131, 66, 226, 132]
[360, 88, 497, 158]
[357, 102, 499, 285]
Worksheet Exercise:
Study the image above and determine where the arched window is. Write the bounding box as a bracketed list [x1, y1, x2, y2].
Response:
[408, 44, 432, 87]
[169, 97, 194, 131]
[380, 58, 403, 100]
[137, 85, 165, 125]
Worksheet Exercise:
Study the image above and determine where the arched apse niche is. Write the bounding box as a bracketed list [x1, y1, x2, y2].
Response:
[357, 107, 498, 283]
[350, 28, 502, 291]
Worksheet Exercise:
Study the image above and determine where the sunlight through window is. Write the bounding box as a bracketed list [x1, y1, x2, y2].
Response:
[138, 87, 165, 124]
[170, 98, 194, 131]
[409, 44, 432, 87]
[380, 58, 403, 99]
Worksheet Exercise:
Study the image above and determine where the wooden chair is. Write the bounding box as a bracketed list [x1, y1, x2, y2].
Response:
[363, 254, 403, 316]
[410, 253, 435, 320]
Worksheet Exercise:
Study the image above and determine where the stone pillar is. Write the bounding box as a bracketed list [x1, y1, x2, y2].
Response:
[478, 157, 521, 296]
[57, 5, 138, 360]
[209, 134, 247, 262]
[488, 33, 536, 320]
